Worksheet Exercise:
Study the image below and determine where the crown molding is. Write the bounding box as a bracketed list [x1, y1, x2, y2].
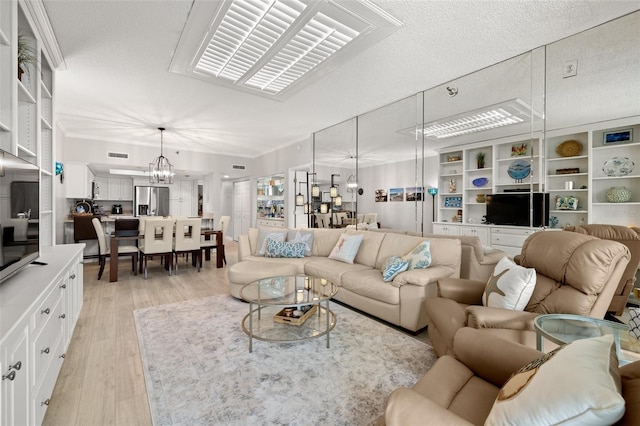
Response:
[20, 0, 66, 70]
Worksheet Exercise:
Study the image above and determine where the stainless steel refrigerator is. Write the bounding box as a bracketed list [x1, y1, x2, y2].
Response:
[134, 186, 170, 216]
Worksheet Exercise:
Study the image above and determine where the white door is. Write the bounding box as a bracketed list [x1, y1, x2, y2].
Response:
[233, 180, 251, 241]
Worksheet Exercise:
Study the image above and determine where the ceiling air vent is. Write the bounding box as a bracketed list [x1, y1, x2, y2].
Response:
[232, 164, 246, 170]
[107, 151, 129, 159]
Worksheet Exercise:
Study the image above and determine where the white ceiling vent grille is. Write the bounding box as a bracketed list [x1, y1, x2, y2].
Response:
[232, 164, 247, 170]
[107, 151, 129, 159]
[171, 0, 403, 99]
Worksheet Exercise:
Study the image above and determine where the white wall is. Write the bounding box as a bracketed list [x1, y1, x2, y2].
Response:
[54, 126, 68, 244]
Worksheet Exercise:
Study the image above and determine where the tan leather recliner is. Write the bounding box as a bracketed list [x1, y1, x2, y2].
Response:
[425, 230, 631, 357]
[565, 224, 640, 315]
[384, 328, 640, 426]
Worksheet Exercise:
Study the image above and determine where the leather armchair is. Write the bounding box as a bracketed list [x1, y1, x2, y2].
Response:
[425, 230, 631, 357]
[384, 328, 640, 426]
[565, 224, 640, 315]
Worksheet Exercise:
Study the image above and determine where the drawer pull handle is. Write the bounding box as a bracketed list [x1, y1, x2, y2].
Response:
[59, 314, 66, 319]
[9, 361, 22, 371]
[70, 274, 76, 279]
[2, 371, 16, 381]
[41, 308, 51, 315]
[60, 283, 67, 289]
[41, 347, 50, 354]
[41, 399, 50, 406]
[59, 353, 66, 359]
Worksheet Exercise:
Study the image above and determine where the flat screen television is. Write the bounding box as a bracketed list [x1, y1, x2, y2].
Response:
[485, 193, 549, 227]
[0, 149, 40, 284]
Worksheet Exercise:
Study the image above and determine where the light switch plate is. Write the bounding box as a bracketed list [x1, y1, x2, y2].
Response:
[563, 59, 578, 78]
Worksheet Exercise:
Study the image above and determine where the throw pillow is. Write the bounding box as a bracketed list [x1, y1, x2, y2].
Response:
[265, 239, 305, 258]
[486, 334, 624, 425]
[287, 230, 314, 257]
[482, 257, 536, 310]
[401, 240, 432, 269]
[382, 255, 409, 282]
[328, 233, 364, 264]
[255, 228, 287, 257]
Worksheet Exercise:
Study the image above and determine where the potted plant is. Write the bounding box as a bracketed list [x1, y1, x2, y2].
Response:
[17, 34, 36, 82]
[476, 152, 486, 169]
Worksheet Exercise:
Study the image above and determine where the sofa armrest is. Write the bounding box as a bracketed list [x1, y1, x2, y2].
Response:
[453, 327, 542, 387]
[465, 306, 539, 331]
[391, 265, 455, 287]
[436, 278, 486, 304]
[480, 249, 507, 265]
[385, 388, 474, 426]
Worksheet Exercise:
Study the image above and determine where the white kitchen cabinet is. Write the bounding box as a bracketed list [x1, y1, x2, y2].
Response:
[107, 177, 133, 201]
[169, 180, 194, 216]
[93, 176, 109, 200]
[0, 245, 84, 426]
[64, 163, 94, 199]
[432, 224, 460, 236]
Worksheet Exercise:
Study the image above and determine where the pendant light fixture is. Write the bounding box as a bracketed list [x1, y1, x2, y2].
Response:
[149, 127, 175, 184]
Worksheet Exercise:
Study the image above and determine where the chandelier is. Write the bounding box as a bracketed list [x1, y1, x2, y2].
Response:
[149, 127, 174, 184]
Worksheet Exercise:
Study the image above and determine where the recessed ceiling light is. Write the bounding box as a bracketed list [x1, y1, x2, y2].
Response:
[170, 0, 402, 99]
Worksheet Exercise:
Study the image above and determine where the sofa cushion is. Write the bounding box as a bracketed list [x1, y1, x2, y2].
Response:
[303, 258, 370, 287]
[255, 227, 287, 256]
[486, 334, 624, 425]
[312, 228, 346, 256]
[346, 230, 385, 267]
[264, 239, 305, 258]
[401, 240, 432, 270]
[482, 257, 536, 310]
[341, 269, 401, 304]
[382, 256, 409, 282]
[288, 230, 314, 256]
[328, 233, 364, 264]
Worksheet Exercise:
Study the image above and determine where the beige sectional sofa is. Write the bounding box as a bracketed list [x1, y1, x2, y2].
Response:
[229, 227, 464, 332]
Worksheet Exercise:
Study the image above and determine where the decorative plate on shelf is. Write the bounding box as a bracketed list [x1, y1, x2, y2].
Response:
[472, 177, 489, 187]
[555, 139, 583, 157]
[602, 157, 634, 177]
[444, 196, 462, 208]
[507, 159, 531, 182]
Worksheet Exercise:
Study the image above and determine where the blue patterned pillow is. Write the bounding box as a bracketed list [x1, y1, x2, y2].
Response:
[401, 240, 432, 269]
[382, 255, 409, 282]
[265, 238, 305, 258]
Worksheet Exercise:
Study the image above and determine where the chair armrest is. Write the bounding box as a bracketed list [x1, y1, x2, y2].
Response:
[453, 328, 542, 387]
[437, 278, 486, 304]
[385, 388, 474, 426]
[465, 306, 538, 331]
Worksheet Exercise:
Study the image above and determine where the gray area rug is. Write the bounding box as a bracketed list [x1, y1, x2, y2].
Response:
[134, 295, 436, 425]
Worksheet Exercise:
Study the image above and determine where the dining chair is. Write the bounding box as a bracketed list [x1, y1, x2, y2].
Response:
[200, 215, 230, 265]
[138, 218, 175, 279]
[91, 218, 138, 280]
[173, 218, 201, 274]
[115, 217, 139, 237]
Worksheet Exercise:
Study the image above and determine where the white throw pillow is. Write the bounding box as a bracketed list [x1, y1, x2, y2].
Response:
[482, 257, 536, 310]
[255, 228, 287, 257]
[328, 233, 364, 264]
[486, 335, 624, 425]
[401, 240, 432, 270]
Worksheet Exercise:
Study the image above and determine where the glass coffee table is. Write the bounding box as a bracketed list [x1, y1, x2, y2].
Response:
[534, 314, 638, 364]
[240, 275, 338, 352]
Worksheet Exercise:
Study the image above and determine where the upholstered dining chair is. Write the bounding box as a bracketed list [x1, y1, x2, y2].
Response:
[200, 215, 230, 265]
[91, 218, 138, 280]
[138, 218, 175, 279]
[173, 218, 201, 273]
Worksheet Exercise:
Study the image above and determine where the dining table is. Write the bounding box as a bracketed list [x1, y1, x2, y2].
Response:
[109, 229, 224, 282]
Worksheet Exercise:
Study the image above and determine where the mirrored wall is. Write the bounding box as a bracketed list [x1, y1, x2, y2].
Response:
[312, 11, 640, 234]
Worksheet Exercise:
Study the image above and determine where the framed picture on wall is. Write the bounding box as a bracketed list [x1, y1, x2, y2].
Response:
[389, 187, 404, 202]
[405, 187, 423, 201]
[375, 189, 387, 202]
[603, 129, 633, 145]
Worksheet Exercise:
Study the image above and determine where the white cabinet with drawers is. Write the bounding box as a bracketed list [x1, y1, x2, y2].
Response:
[0, 244, 84, 426]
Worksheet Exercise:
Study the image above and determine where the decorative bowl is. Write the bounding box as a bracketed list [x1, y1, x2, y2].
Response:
[555, 140, 583, 157]
[507, 159, 531, 181]
[472, 177, 489, 187]
[602, 157, 634, 177]
[606, 186, 632, 203]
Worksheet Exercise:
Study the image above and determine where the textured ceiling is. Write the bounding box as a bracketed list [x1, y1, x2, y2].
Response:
[44, 0, 640, 161]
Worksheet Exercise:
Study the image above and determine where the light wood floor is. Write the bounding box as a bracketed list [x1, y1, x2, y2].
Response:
[43, 243, 240, 426]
